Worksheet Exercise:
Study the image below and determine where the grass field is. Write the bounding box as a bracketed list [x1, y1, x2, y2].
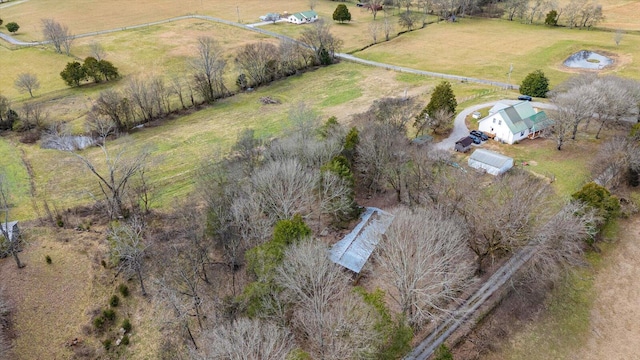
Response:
[8, 61, 503, 219]
[357, 18, 640, 86]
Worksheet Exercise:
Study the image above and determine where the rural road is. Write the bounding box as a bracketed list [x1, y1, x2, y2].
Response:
[0, 12, 518, 91]
[435, 100, 556, 151]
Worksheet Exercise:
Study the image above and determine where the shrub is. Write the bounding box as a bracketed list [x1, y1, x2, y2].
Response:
[118, 284, 130, 297]
[45, 255, 52, 264]
[121, 318, 132, 333]
[102, 339, 112, 350]
[121, 334, 130, 346]
[433, 344, 453, 360]
[102, 309, 116, 321]
[93, 316, 105, 329]
[109, 295, 120, 307]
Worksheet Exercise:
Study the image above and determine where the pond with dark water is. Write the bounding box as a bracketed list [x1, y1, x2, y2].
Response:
[563, 50, 613, 69]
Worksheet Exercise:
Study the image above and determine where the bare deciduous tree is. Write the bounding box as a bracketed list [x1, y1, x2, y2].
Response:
[527, 0, 549, 24]
[383, 13, 394, 41]
[549, 81, 597, 148]
[376, 206, 474, 328]
[89, 41, 106, 61]
[298, 20, 343, 65]
[235, 42, 278, 88]
[592, 136, 640, 189]
[251, 159, 317, 220]
[587, 76, 635, 139]
[614, 29, 624, 46]
[41, 19, 74, 55]
[461, 170, 553, 273]
[91, 89, 134, 131]
[277, 240, 378, 358]
[368, 21, 380, 44]
[108, 217, 149, 295]
[17, 101, 48, 131]
[504, 0, 529, 21]
[198, 318, 294, 360]
[14, 73, 40, 98]
[72, 138, 150, 218]
[526, 202, 599, 284]
[126, 76, 161, 123]
[191, 37, 228, 103]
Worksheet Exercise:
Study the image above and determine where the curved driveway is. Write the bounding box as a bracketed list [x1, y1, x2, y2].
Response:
[434, 100, 556, 151]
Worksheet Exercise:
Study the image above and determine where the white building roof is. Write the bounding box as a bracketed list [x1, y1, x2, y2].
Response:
[329, 207, 394, 273]
[469, 149, 512, 169]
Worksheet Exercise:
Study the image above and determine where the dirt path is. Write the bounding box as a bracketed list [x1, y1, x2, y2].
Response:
[569, 216, 640, 360]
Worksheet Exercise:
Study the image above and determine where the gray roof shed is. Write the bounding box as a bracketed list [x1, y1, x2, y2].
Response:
[329, 207, 394, 273]
[468, 149, 514, 175]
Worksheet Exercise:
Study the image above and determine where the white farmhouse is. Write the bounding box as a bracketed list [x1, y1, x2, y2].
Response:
[287, 10, 319, 24]
[478, 101, 552, 144]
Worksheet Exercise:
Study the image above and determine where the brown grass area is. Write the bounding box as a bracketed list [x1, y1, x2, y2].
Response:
[568, 216, 640, 360]
[0, 219, 167, 359]
[0, 225, 108, 359]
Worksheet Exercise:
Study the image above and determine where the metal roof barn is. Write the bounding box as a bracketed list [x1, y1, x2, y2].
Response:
[329, 207, 394, 273]
[468, 149, 514, 176]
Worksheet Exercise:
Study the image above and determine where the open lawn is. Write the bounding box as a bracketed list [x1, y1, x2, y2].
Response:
[356, 18, 640, 86]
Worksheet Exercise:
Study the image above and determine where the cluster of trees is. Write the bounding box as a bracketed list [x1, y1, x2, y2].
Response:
[495, 0, 604, 28]
[548, 74, 640, 150]
[60, 57, 119, 87]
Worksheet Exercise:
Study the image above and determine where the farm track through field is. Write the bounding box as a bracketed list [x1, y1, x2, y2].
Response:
[0, 14, 518, 90]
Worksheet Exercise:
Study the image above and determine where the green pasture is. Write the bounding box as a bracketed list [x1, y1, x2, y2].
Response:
[13, 61, 501, 217]
[0, 137, 31, 220]
[357, 18, 640, 86]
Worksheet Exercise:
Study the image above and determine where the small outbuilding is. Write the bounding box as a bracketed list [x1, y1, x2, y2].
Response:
[468, 149, 513, 175]
[454, 136, 473, 153]
[0, 221, 20, 255]
[330, 207, 394, 274]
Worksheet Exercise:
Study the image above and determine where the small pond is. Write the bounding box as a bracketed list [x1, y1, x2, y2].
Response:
[563, 50, 613, 70]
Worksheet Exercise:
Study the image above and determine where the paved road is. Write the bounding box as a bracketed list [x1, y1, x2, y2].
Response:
[435, 100, 556, 151]
[0, 0, 28, 9]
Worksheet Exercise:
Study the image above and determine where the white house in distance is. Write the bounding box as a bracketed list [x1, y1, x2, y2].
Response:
[468, 149, 514, 176]
[478, 101, 553, 144]
[286, 10, 319, 24]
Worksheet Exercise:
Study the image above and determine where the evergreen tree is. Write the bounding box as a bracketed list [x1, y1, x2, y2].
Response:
[545, 10, 558, 26]
[333, 4, 352, 23]
[425, 81, 457, 118]
[60, 61, 87, 87]
[5, 22, 19, 34]
[520, 70, 550, 98]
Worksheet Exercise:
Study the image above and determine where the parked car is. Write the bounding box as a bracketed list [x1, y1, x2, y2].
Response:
[470, 130, 488, 141]
[468, 134, 482, 144]
[518, 95, 533, 101]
